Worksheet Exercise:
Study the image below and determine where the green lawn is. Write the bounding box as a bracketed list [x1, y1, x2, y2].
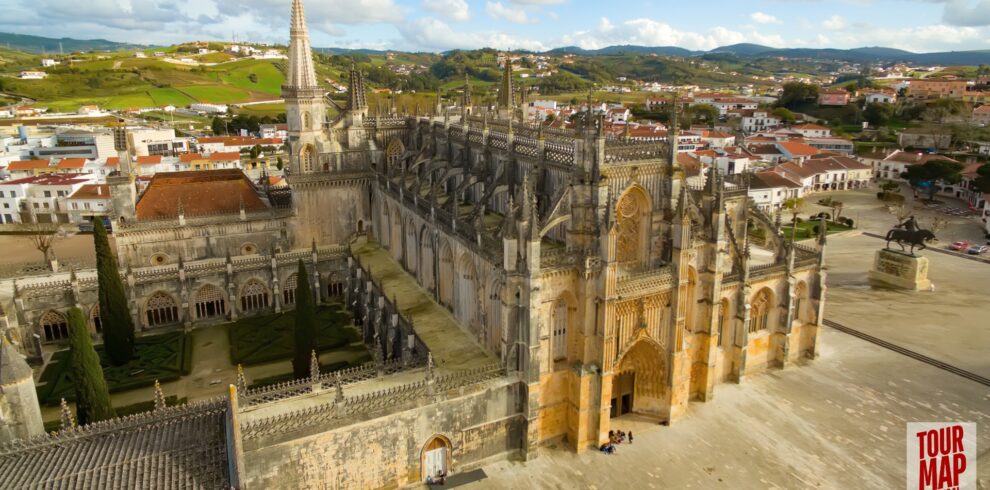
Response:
[147, 87, 197, 106]
[235, 102, 286, 118]
[219, 60, 285, 96]
[176, 84, 253, 103]
[36, 331, 192, 406]
[787, 220, 852, 241]
[228, 303, 360, 366]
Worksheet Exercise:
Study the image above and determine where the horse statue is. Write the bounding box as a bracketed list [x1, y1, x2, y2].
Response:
[885, 228, 936, 255]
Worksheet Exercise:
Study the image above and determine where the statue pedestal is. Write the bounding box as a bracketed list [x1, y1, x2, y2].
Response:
[868, 249, 931, 290]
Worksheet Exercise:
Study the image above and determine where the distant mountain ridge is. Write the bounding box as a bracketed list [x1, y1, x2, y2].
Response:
[3, 31, 989, 65]
[0, 32, 146, 53]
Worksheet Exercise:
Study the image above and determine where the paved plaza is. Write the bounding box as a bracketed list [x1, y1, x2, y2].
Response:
[468, 328, 990, 489]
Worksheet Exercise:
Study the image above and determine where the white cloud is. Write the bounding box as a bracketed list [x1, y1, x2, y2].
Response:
[823, 15, 847, 30]
[750, 12, 779, 24]
[560, 17, 785, 51]
[422, 0, 470, 22]
[485, 1, 531, 24]
[941, 0, 990, 27]
[508, 0, 563, 4]
[398, 17, 545, 51]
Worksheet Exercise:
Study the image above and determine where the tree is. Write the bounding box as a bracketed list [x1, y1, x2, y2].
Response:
[67, 307, 115, 426]
[772, 107, 796, 123]
[22, 221, 60, 267]
[776, 82, 819, 110]
[276, 156, 284, 171]
[686, 104, 719, 125]
[780, 197, 805, 240]
[901, 159, 965, 200]
[211, 116, 225, 136]
[879, 180, 901, 201]
[973, 163, 990, 193]
[863, 103, 893, 127]
[292, 259, 317, 380]
[94, 219, 134, 365]
[818, 196, 844, 221]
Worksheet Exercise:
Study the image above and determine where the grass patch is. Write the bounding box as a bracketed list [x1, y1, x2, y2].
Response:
[36, 331, 192, 406]
[147, 87, 196, 107]
[42, 395, 187, 432]
[176, 84, 252, 103]
[787, 220, 852, 241]
[219, 60, 284, 96]
[228, 303, 359, 366]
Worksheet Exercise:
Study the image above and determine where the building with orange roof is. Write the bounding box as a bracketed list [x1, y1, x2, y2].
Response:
[0, 173, 95, 223]
[6, 159, 53, 178]
[775, 141, 821, 163]
[134, 169, 268, 220]
[972, 105, 990, 127]
[66, 184, 111, 222]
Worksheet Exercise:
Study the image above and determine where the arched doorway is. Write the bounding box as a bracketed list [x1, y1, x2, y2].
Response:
[300, 144, 315, 173]
[194, 284, 226, 320]
[90, 304, 103, 335]
[612, 339, 668, 418]
[420, 435, 452, 482]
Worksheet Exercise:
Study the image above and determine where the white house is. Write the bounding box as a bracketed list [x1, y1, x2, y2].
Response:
[66, 184, 111, 223]
[790, 124, 831, 138]
[741, 110, 782, 134]
[18, 71, 47, 80]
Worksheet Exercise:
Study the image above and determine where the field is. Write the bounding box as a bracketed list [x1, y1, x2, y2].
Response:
[176, 84, 253, 103]
[234, 102, 288, 118]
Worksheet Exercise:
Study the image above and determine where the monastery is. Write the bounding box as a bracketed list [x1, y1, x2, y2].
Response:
[0, 1, 826, 487]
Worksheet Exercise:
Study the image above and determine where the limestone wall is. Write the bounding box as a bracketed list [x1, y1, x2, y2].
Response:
[290, 180, 370, 248]
[240, 380, 524, 489]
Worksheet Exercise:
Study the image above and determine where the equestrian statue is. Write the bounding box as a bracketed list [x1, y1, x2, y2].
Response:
[885, 215, 936, 255]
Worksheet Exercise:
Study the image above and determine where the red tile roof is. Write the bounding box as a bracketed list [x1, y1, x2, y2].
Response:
[55, 158, 87, 169]
[135, 169, 268, 220]
[777, 141, 821, 157]
[0, 173, 89, 186]
[136, 155, 163, 165]
[179, 153, 205, 163]
[209, 152, 241, 161]
[7, 160, 50, 171]
[753, 171, 801, 189]
[105, 157, 119, 167]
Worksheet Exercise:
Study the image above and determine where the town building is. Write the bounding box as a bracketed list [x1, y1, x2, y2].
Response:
[906, 78, 968, 100]
[818, 90, 850, 106]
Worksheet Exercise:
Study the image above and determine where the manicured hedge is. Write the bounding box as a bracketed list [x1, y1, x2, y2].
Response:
[228, 303, 358, 366]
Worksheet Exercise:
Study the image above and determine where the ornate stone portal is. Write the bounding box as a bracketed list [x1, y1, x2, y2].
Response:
[869, 249, 931, 290]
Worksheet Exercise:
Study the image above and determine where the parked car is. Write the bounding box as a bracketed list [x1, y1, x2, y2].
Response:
[948, 241, 969, 251]
[966, 245, 988, 255]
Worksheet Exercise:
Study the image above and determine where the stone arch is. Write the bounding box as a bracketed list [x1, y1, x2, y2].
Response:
[613, 337, 668, 417]
[685, 266, 698, 332]
[283, 273, 298, 306]
[195, 284, 227, 320]
[438, 240, 454, 307]
[455, 254, 479, 334]
[486, 276, 503, 353]
[386, 138, 405, 175]
[239, 279, 271, 313]
[613, 185, 651, 265]
[89, 304, 103, 335]
[39, 310, 68, 342]
[300, 144, 315, 173]
[405, 218, 418, 275]
[419, 225, 435, 291]
[749, 287, 775, 334]
[420, 434, 452, 482]
[145, 291, 180, 328]
[550, 290, 578, 362]
[326, 272, 344, 298]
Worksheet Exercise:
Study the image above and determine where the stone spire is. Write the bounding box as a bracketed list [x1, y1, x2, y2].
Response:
[153, 379, 166, 411]
[347, 62, 368, 113]
[286, 0, 318, 89]
[59, 398, 75, 433]
[497, 56, 514, 112]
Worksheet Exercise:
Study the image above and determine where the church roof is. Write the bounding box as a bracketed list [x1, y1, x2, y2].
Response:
[0, 399, 230, 489]
[135, 169, 269, 220]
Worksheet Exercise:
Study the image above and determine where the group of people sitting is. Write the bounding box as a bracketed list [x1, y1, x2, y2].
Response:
[599, 429, 633, 454]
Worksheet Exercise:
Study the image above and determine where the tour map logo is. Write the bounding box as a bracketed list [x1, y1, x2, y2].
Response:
[907, 423, 976, 490]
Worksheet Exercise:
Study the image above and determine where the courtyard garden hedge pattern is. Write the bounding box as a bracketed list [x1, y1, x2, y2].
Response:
[228, 302, 359, 366]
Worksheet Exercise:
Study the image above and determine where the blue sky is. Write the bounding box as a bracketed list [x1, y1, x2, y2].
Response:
[1, 0, 989, 53]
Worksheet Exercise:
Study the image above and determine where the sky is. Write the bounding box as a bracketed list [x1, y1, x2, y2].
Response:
[1, 0, 990, 53]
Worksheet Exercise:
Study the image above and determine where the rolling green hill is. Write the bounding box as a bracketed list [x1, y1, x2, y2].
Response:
[0, 32, 144, 53]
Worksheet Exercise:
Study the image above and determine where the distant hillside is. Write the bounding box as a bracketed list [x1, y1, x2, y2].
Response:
[708, 43, 775, 56]
[0, 32, 144, 54]
[547, 45, 699, 57]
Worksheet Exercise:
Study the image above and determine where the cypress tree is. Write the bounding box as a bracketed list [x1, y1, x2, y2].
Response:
[94, 219, 134, 365]
[292, 259, 318, 379]
[67, 307, 115, 425]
